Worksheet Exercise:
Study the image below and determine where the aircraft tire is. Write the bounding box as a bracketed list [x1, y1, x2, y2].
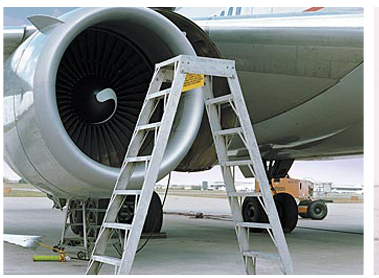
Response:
[242, 196, 268, 232]
[274, 193, 298, 233]
[308, 201, 328, 220]
[143, 191, 163, 233]
[118, 191, 163, 233]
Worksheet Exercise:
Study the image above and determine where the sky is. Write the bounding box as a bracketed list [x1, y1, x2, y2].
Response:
[3, 7, 76, 26]
[3, 7, 364, 187]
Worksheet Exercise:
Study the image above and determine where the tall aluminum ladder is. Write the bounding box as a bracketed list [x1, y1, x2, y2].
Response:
[85, 55, 293, 275]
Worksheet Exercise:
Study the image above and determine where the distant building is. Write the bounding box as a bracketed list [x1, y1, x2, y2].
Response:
[331, 185, 364, 194]
[202, 181, 208, 191]
[313, 182, 333, 193]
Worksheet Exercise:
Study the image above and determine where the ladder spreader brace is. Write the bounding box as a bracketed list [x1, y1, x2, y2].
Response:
[85, 55, 294, 275]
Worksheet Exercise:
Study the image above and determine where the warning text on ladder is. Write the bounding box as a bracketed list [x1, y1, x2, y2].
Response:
[182, 74, 205, 92]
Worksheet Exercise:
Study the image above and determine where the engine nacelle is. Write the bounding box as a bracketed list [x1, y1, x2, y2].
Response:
[4, 7, 224, 199]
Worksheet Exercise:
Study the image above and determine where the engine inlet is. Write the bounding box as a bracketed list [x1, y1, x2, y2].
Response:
[56, 27, 153, 168]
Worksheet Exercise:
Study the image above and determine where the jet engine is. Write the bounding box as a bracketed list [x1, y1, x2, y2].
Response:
[4, 7, 229, 199]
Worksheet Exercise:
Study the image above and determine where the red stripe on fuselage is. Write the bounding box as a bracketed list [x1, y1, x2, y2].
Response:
[304, 7, 324, 12]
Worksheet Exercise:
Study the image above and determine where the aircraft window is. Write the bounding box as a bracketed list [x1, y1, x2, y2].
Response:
[228, 7, 233, 16]
[236, 7, 241, 15]
[220, 11, 225, 16]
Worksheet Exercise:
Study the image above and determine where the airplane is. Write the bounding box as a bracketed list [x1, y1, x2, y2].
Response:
[3, 7, 363, 235]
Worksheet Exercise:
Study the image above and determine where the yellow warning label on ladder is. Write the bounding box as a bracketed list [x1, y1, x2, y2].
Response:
[182, 74, 205, 92]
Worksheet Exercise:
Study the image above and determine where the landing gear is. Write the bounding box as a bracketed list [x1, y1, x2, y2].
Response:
[242, 193, 298, 233]
[274, 193, 298, 233]
[61, 192, 163, 259]
[242, 197, 268, 232]
[118, 191, 163, 233]
[69, 192, 163, 235]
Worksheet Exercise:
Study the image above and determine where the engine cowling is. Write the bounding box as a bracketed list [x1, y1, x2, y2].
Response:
[4, 7, 225, 199]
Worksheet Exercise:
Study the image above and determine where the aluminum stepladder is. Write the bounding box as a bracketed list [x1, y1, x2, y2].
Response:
[85, 55, 190, 275]
[85, 55, 293, 275]
[199, 56, 294, 275]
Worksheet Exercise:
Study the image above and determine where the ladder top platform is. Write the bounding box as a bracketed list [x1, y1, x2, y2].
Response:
[155, 55, 236, 78]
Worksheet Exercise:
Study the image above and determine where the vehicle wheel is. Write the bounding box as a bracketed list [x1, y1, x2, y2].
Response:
[298, 200, 311, 218]
[77, 251, 87, 260]
[308, 201, 327, 220]
[242, 196, 268, 232]
[274, 193, 298, 233]
[118, 191, 163, 233]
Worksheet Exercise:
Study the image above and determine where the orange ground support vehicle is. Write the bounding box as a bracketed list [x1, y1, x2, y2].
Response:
[256, 177, 329, 220]
[242, 177, 329, 233]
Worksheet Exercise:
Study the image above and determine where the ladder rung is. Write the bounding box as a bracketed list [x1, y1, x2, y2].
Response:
[103, 222, 132, 230]
[125, 156, 152, 163]
[148, 88, 170, 100]
[205, 94, 233, 105]
[114, 190, 142, 195]
[228, 192, 262, 197]
[136, 122, 161, 132]
[92, 255, 121, 266]
[214, 127, 243, 136]
[221, 160, 253, 167]
[236, 222, 272, 229]
[243, 251, 279, 261]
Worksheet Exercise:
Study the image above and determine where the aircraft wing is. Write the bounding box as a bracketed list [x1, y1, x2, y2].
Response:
[4, 26, 36, 61]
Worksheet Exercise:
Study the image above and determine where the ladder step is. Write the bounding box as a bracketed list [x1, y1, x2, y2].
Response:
[125, 156, 152, 163]
[92, 255, 121, 266]
[221, 160, 253, 167]
[136, 122, 161, 132]
[214, 127, 243, 136]
[243, 251, 280, 261]
[236, 222, 272, 229]
[114, 190, 142, 195]
[148, 88, 170, 100]
[205, 94, 233, 105]
[228, 191, 262, 197]
[103, 222, 132, 230]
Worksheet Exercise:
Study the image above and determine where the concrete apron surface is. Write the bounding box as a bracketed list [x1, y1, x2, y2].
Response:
[4, 196, 363, 275]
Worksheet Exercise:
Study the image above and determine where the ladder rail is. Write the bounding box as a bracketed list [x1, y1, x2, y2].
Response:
[86, 66, 167, 275]
[227, 76, 294, 274]
[203, 77, 255, 274]
[117, 65, 187, 275]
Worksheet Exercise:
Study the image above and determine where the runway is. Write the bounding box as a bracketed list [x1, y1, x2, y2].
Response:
[4, 196, 363, 275]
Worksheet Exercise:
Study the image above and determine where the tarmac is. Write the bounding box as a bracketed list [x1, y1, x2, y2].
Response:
[4, 195, 363, 275]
